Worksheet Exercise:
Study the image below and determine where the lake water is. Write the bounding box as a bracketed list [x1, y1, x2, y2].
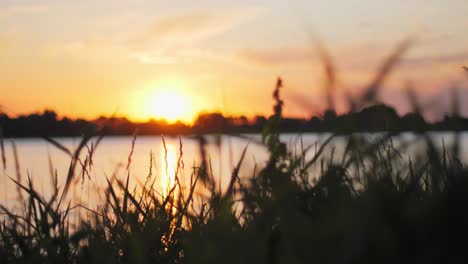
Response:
[1, 133, 467, 211]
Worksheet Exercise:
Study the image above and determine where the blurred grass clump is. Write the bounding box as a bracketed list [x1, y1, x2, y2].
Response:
[1, 41, 468, 264]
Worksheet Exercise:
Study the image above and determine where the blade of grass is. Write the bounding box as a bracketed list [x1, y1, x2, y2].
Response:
[0, 126, 5, 170]
[226, 143, 249, 196]
[359, 37, 412, 107]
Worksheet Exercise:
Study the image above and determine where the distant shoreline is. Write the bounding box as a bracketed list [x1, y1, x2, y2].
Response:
[2, 104, 468, 138]
[1, 130, 467, 140]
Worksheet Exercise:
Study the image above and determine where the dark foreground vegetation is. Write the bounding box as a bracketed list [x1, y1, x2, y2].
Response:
[0, 42, 468, 263]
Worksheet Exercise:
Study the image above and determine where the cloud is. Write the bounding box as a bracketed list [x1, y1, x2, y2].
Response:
[401, 51, 468, 67]
[58, 8, 263, 65]
[238, 42, 468, 72]
[238, 47, 316, 66]
[128, 8, 262, 49]
[130, 48, 217, 65]
[236, 43, 395, 69]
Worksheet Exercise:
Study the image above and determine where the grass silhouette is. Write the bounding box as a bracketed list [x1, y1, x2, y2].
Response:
[0, 44, 467, 264]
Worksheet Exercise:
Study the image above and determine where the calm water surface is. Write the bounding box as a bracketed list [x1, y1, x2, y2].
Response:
[1, 133, 467, 210]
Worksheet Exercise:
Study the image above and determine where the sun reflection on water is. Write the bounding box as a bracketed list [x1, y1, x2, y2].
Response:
[160, 141, 177, 198]
[159, 140, 181, 249]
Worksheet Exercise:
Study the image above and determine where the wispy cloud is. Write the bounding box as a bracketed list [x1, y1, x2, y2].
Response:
[401, 51, 468, 67]
[58, 8, 263, 65]
[128, 8, 262, 49]
[130, 48, 218, 65]
[238, 47, 316, 66]
[126, 8, 263, 64]
[239, 43, 468, 71]
[236, 43, 390, 69]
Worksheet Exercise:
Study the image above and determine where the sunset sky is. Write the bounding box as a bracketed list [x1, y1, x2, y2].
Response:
[1, 0, 467, 123]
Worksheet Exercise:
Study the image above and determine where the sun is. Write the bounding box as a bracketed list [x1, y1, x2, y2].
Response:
[148, 90, 191, 123]
[132, 78, 202, 123]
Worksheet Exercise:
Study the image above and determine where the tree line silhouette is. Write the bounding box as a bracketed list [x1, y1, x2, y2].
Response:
[1, 104, 467, 138]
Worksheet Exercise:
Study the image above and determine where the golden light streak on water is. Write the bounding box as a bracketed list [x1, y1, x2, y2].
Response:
[159, 141, 181, 250]
[161, 142, 177, 198]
